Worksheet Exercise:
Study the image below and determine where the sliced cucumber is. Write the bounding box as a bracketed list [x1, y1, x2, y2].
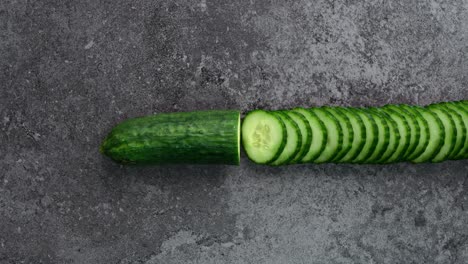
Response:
[269, 111, 302, 165]
[242, 110, 287, 164]
[399, 105, 430, 161]
[292, 108, 328, 163]
[445, 102, 468, 159]
[284, 111, 312, 163]
[378, 106, 410, 163]
[373, 109, 400, 164]
[365, 107, 390, 163]
[310, 107, 343, 163]
[411, 107, 445, 163]
[351, 108, 378, 163]
[335, 107, 366, 163]
[322, 106, 354, 162]
[433, 104, 466, 160]
[426, 105, 457, 163]
[389, 105, 421, 160]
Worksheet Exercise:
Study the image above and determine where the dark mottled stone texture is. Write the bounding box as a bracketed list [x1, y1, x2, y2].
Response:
[1, 0, 467, 263]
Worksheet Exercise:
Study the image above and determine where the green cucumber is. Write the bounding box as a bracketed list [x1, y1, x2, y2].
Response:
[310, 107, 343, 163]
[365, 107, 390, 163]
[390, 105, 421, 160]
[373, 108, 400, 164]
[269, 111, 302, 165]
[100, 110, 240, 165]
[411, 107, 445, 163]
[400, 105, 430, 161]
[433, 104, 466, 160]
[284, 111, 312, 163]
[445, 102, 468, 159]
[291, 108, 327, 163]
[335, 107, 367, 163]
[322, 107, 354, 162]
[351, 108, 378, 163]
[242, 110, 286, 164]
[378, 106, 410, 163]
[426, 105, 457, 163]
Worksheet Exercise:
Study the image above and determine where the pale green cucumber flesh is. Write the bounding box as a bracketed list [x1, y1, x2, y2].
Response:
[242, 110, 286, 164]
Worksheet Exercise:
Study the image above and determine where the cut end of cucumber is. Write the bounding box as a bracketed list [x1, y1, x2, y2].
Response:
[242, 110, 286, 164]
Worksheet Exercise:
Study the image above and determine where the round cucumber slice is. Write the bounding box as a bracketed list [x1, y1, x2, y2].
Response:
[322, 106, 354, 162]
[390, 105, 421, 160]
[411, 107, 445, 163]
[284, 111, 312, 164]
[399, 105, 430, 161]
[335, 107, 367, 163]
[445, 102, 468, 159]
[426, 105, 457, 163]
[373, 109, 400, 164]
[242, 110, 287, 164]
[292, 108, 327, 163]
[378, 106, 410, 163]
[269, 111, 302, 166]
[310, 107, 343, 163]
[433, 104, 466, 160]
[351, 108, 378, 164]
[365, 107, 390, 163]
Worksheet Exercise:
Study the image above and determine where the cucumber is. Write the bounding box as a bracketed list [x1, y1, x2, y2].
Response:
[242, 110, 287, 164]
[445, 102, 468, 159]
[322, 106, 354, 162]
[390, 105, 421, 160]
[291, 108, 327, 163]
[433, 104, 466, 160]
[426, 105, 457, 163]
[351, 108, 378, 163]
[364, 107, 390, 163]
[310, 107, 343, 163]
[335, 107, 366, 163]
[399, 105, 430, 161]
[372, 109, 400, 164]
[284, 111, 312, 163]
[269, 111, 302, 165]
[100, 110, 240, 165]
[378, 106, 410, 163]
[411, 107, 445, 163]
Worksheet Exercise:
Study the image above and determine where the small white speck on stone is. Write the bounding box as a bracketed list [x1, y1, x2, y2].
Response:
[84, 40, 95, 50]
[200, 0, 207, 12]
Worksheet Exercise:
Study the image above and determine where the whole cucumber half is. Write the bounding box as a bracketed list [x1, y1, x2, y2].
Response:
[101, 110, 241, 165]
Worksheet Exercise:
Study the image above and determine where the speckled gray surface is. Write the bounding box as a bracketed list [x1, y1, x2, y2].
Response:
[1, 0, 468, 263]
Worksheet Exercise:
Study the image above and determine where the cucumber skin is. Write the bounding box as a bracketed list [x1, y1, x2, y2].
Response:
[101, 110, 240, 165]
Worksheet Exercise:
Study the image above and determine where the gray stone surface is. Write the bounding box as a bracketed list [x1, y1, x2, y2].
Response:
[1, 0, 468, 263]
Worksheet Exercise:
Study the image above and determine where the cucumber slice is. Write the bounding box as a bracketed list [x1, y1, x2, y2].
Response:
[322, 106, 354, 162]
[269, 111, 302, 165]
[242, 110, 287, 164]
[284, 111, 312, 163]
[351, 108, 378, 163]
[390, 105, 421, 160]
[426, 105, 457, 163]
[411, 107, 445, 163]
[365, 107, 390, 163]
[433, 104, 466, 160]
[292, 108, 327, 163]
[378, 106, 410, 163]
[310, 107, 343, 163]
[399, 105, 430, 161]
[335, 107, 366, 163]
[373, 109, 400, 164]
[445, 102, 468, 159]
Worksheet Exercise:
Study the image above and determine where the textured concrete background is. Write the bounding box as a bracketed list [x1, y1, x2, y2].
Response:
[1, 0, 468, 263]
